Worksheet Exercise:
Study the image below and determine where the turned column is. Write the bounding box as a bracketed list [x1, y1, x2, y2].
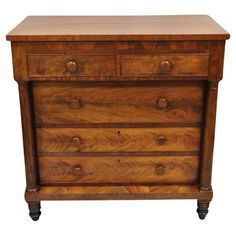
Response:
[198, 81, 218, 219]
[197, 40, 226, 219]
[18, 81, 41, 220]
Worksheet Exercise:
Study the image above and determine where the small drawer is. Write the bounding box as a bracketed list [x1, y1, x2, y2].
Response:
[28, 54, 116, 77]
[39, 156, 199, 184]
[36, 127, 201, 153]
[33, 81, 204, 125]
[121, 54, 209, 76]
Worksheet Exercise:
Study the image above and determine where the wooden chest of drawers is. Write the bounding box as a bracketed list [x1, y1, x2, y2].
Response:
[7, 15, 229, 220]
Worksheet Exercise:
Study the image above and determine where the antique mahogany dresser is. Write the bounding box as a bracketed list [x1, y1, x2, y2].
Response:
[7, 16, 229, 220]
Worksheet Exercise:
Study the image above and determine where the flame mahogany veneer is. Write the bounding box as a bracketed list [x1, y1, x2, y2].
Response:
[7, 15, 229, 221]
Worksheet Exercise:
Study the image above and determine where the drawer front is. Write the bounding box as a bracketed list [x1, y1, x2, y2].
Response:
[36, 127, 201, 153]
[33, 82, 204, 124]
[121, 54, 209, 76]
[28, 55, 116, 76]
[39, 156, 199, 184]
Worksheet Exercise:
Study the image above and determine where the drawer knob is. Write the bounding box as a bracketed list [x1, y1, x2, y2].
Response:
[157, 135, 167, 145]
[156, 165, 165, 175]
[160, 60, 171, 72]
[71, 137, 83, 151]
[71, 136, 81, 144]
[157, 97, 168, 109]
[70, 99, 81, 109]
[67, 61, 78, 73]
[73, 166, 82, 177]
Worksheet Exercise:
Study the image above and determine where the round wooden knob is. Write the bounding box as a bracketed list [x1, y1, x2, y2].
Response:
[71, 136, 81, 144]
[67, 61, 78, 73]
[157, 97, 168, 109]
[70, 99, 81, 109]
[160, 60, 171, 72]
[157, 136, 166, 145]
[73, 166, 82, 177]
[156, 165, 165, 175]
[71, 137, 83, 151]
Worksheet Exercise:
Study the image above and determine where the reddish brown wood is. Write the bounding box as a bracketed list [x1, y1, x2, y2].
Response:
[208, 41, 226, 81]
[66, 61, 78, 73]
[7, 16, 229, 220]
[11, 43, 28, 81]
[157, 97, 168, 109]
[121, 54, 209, 76]
[36, 127, 201, 153]
[25, 185, 213, 201]
[29, 54, 209, 77]
[18, 82, 39, 192]
[28, 55, 116, 77]
[159, 60, 171, 72]
[10, 41, 213, 82]
[200, 81, 218, 191]
[33, 81, 204, 125]
[38, 156, 199, 184]
[6, 16, 229, 41]
[25, 41, 211, 54]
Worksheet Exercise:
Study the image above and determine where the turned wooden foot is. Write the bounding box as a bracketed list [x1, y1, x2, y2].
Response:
[28, 201, 41, 221]
[197, 200, 210, 220]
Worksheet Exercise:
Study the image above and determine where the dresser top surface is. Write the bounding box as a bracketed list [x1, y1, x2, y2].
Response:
[7, 15, 229, 42]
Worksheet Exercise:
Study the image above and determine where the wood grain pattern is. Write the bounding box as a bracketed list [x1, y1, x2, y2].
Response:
[208, 41, 226, 81]
[25, 41, 210, 55]
[28, 55, 116, 77]
[11, 42, 28, 81]
[200, 81, 218, 191]
[36, 127, 201, 153]
[10, 41, 211, 82]
[18, 82, 39, 191]
[25, 185, 213, 201]
[7, 15, 229, 220]
[39, 156, 199, 184]
[33, 81, 204, 125]
[121, 54, 209, 76]
[6, 15, 230, 41]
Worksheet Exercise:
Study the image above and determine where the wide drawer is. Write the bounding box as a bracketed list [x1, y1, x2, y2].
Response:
[36, 127, 201, 153]
[121, 54, 209, 76]
[33, 81, 204, 125]
[39, 156, 199, 184]
[28, 55, 116, 76]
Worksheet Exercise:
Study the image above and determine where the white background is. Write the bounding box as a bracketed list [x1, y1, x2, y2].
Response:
[0, 0, 235, 235]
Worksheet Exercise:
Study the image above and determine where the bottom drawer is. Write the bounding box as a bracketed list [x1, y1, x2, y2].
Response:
[39, 156, 199, 184]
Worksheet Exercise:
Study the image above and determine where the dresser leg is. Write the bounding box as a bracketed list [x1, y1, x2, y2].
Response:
[28, 201, 41, 221]
[197, 200, 210, 220]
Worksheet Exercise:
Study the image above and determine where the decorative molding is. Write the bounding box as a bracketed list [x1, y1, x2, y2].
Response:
[209, 81, 219, 90]
[17, 81, 29, 91]
[199, 186, 213, 192]
[26, 187, 39, 193]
